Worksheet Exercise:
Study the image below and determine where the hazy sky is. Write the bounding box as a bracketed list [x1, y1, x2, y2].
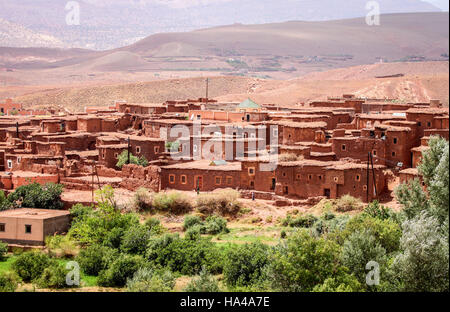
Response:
[423, 0, 449, 11]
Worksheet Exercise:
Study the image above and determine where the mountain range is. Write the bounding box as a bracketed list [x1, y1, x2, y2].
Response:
[0, 0, 443, 50]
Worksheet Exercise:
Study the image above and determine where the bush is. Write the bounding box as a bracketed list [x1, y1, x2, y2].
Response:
[36, 263, 71, 289]
[335, 214, 402, 254]
[120, 224, 152, 255]
[98, 254, 145, 287]
[116, 150, 148, 169]
[7, 183, 64, 210]
[145, 217, 165, 235]
[183, 215, 203, 231]
[203, 215, 229, 235]
[196, 189, 241, 216]
[0, 272, 18, 292]
[12, 251, 52, 282]
[184, 267, 220, 292]
[146, 235, 223, 275]
[282, 214, 318, 228]
[364, 201, 395, 221]
[185, 225, 203, 240]
[76, 244, 117, 276]
[267, 231, 351, 292]
[133, 188, 154, 212]
[45, 235, 79, 258]
[335, 195, 363, 212]
[224, 243, 270, 287]
[126, 267, 176, 292]
[152, 192, 193, 214]
[0, 241, 8, 261]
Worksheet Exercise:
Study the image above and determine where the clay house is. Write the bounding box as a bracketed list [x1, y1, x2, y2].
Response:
[267, 121, 327, 145]
[0, 208, 70, 246]
[0, 99, 22, 115]
[160, 159, 241, 192]
[406, 107, 449, 140]
[118, 103, 167, 115]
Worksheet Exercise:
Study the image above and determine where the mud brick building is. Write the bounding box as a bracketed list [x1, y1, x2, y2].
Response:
[0, 208, 70, 246]
[0, 94, 447, 204]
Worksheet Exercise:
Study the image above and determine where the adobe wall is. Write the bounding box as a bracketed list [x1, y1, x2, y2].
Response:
[120, 164, 160, 192]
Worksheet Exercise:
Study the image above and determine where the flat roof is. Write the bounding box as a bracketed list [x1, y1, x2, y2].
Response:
[0, 208, 69, 219]
[161, 159, 241, 171]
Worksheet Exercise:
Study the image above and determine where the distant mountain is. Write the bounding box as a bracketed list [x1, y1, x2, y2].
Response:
[0, 18, 64, 48]
[0, 0, 441, 50]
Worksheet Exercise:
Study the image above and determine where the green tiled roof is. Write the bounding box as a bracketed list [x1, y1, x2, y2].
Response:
[238, 98, 260, 109]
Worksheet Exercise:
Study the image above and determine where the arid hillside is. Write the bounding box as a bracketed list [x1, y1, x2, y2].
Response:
[0, 13, 448, 84]
[10, 61, 449, 112]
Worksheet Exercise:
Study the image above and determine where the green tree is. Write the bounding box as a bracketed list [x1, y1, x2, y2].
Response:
[267, 230, 353, 292]
[184, 267, 220, 292]
[6, 183, 64, 210]
[340, 230, 387, 289]
[391, 213, 449, 292]
[116, 150, 148, 168]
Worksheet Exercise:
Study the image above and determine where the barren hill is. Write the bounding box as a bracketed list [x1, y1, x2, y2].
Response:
[12, 61, 449, 111]
[1, 12, 448, 85]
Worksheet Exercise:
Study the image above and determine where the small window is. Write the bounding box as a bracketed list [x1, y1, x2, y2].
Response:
[226, 176, 233, 185]
[392, 151, 396, 157]
[308, 174, 313, 181]
[25, 224, 32, 234]
[181, 175, 187, 184]
[248, 167, 255, 175]
[427, 122, 431, 127]
[17, 157, 21, 164]
[418, 122, 422, 127]
[7, 160, 12, 169]
[154, 146, 160, 154]
[355, 174, 361, 182]
[193, 145, 198, 153]
[334, 177, 339, 183]
[296, 174, 301, 180]
[215, 176, 222, 185]
[114, 153, 118, 159]
[249, 180, 255, 188]
[102, 151, 106, 159]
[341, 144, 346, 151]
[169, 174, 175, 184]
[318, 175, 323, 181]
[372, 150, 377, 156]
[282, 172, 287, 177]
[0, 223, 5, 232]
[393, 138, 398, 144]
[363, 185, 368, 191]
[136, 146, 141, 154]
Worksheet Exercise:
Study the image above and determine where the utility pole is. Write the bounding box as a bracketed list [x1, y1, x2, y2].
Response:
[366, 152, 370, 203]
[127, 137, 131, 165]
[16, 122, 19, 138]
[370, 152, 378, 199]
[205, 78, 209, 106]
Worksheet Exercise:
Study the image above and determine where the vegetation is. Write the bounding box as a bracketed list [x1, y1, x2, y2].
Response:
[0, 242, 7, 261]
[184, 267, 220, 292]
[126, 267, 176, 292]
[116, 150, 148, 169]
[196, 189, 242, 216]
[1, 183, 64, 211]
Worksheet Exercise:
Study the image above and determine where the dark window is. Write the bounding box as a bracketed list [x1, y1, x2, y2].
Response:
[427, 122, 431, 127]
[393, 138, 398, 144]
[341, 144, 346, 151]
[392, 152, 396, 157]
[418, 122, 422, 127]
[0, 223, 5, 232]
[25, 225, 32, 234]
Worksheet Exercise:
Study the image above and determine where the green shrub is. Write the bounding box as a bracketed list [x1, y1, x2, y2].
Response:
[0, 241, 8, 261]
[183, 215, 203, 231]
[116, 150, 148, 169]
[12, 251, 52, 282]
[133, 188, 154, 212]
[152, 192, 193, 215]
[76, 244, 117, 276]
[267, 230, 351, 292]
[196, 189, 242, 216]
[7, 183, 64, 210]
[224, 243, 270, 287]
[45, 235, 79, 258]
[203, 216, 229, 235]
[146, 235, 222, 275]
[36, 263, 71, 289]
[126, 267, 175, 292]
[335, 214, 402, 253]
[184, 267, 220, 292]
[364, 201, 395, 221]
[69, 204, 94, 220]
[185, 225, 203, 240]
[145, 217, 165, 235]
[98, 254, 145, 287]
[120, 224, 152, 255]
[282, 214, 317, 228]
[0, 272, 18, 292]
[335, 195, 363, 212]
[103, 227, 125, 249]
